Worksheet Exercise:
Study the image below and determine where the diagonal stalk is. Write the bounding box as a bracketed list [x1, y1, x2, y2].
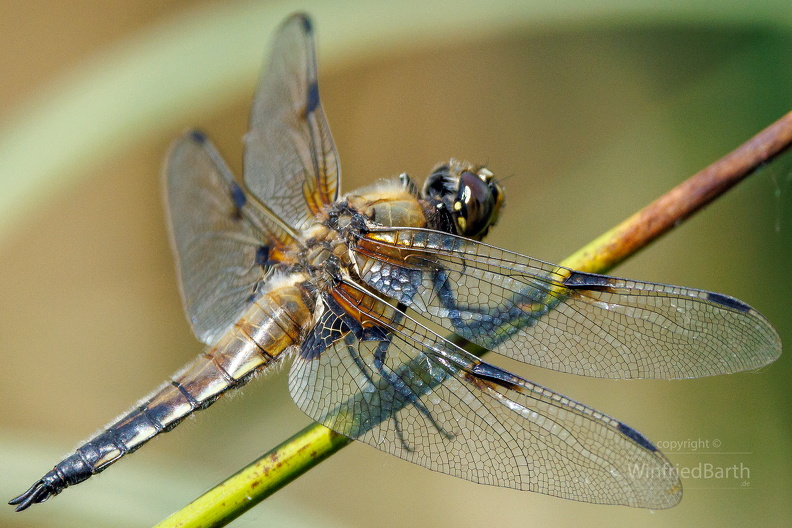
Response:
[154, 110, 792, 528]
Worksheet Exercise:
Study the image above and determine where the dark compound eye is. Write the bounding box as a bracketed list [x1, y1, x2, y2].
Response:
[421, 163, 503, 239]
[453, 170, 501, 238]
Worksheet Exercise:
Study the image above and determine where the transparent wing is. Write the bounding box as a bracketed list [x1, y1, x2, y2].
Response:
[243, 13, 339, 232]
[164, 130, 269, 345]
[352, 227, 781, 379]
[289, 287, 682, 509]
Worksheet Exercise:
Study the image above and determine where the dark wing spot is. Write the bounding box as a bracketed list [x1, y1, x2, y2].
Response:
[469, 361, 521, 391]
[300, 310, 349, 360]
[617, 422, 658, 452]
[255, 245, 270, 268]
[306, 82, 320, 115]
[706, 291, 751, 313]
[563, 270, 618, 293]
[188, 129, 207, 144]
[563, 270, 615, 288]
[299, 13, 312, 33]
[229, 181, 247, 209]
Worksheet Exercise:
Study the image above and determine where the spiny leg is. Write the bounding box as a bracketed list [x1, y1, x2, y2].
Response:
[370, 339, 455, 446]
[432, 268, 547, 340]
[341, 333, 407, 442]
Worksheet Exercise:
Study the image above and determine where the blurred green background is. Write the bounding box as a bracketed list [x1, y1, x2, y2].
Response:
[1, 1, 790, 527]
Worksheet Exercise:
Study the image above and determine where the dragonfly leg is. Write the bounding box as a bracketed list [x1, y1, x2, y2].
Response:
[343, 333, 377, 387]
[340, 333, 416, 445]
[338, 329, 452, 450]
[432, 269, 545, 342]
[371, 340, 454, 445]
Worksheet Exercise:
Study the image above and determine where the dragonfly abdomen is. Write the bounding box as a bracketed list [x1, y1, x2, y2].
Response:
[10, 274, 314, 511]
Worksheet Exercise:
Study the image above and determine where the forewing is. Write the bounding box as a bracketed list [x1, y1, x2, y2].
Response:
[353, 227, 781, 379]
[164, 130, 268, 345]
[243, 13, 339, 232]
[289, 289, 681, 508]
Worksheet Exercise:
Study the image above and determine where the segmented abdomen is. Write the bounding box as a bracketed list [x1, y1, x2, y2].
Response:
[11, 275, 313, 510]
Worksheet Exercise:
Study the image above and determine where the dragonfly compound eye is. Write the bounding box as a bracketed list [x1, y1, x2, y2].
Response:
[452, 170, 502, 239]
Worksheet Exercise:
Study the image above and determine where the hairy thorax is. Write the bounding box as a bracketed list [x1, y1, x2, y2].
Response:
[294, 179, 428, 329]
[298, 179, 426, 284]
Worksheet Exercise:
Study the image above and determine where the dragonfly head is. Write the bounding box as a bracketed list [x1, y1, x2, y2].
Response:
[422, 160, 504, 240]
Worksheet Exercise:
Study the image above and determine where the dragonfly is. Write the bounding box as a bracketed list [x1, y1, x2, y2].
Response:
[11, 13, 781, 513]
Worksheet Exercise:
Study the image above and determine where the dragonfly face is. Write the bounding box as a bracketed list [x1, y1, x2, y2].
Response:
[11, 13, 781, 513]
[422, 162, 503, 240]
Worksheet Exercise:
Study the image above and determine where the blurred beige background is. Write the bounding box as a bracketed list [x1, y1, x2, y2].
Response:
[1, 1, 790, 527]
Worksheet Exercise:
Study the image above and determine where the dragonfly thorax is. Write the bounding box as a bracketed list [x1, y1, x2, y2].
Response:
[298, 179, 428, 289]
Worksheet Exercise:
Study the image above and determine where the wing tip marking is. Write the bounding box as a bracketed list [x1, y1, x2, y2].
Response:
[188, 129, 207, 144]
[298, 13, 313, 33]
[563, 270, 616, 289]
[706, 291, 751, 313]
[617, 422, 658, 452]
